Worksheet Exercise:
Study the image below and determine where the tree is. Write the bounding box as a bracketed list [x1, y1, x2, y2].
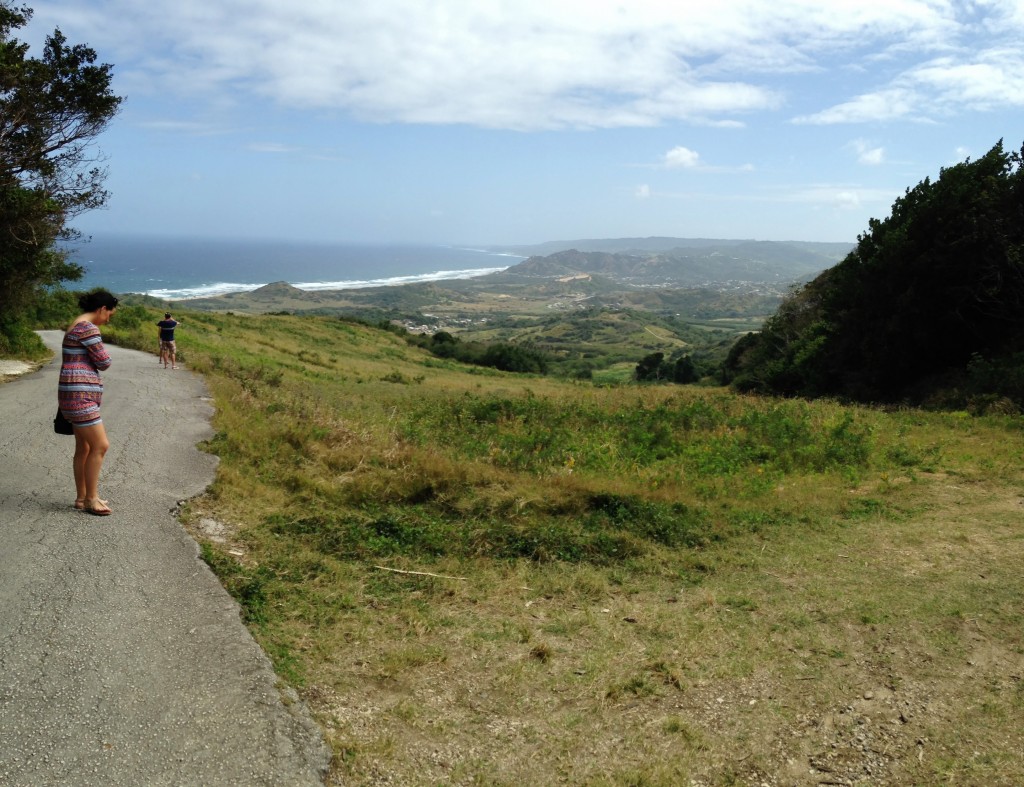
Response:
[672, 355, 697, 384]
[0, 3, 121, 352]
[634, 352, 665, 381]
[723, 140, 1024, 406]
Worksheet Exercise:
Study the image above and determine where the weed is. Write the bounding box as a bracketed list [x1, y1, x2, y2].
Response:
[646, 661, 685, 691]
[199, 542, 270, 624]
[606, 674, 658, 700]
[722, 596, 758, 612]
[662, 717, 706, 750]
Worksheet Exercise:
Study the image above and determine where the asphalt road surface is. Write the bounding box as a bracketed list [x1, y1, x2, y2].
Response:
[0, 332, 329, 786]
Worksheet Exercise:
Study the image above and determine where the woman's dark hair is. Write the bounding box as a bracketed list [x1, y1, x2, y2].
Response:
[78, 290, 119, 312]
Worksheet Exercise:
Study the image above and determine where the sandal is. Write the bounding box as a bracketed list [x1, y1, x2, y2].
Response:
[82, 499, 112, 516]
[74, 497, 108, 510]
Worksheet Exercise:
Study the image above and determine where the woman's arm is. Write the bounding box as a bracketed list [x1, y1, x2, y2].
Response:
[80, 324, 112, 371]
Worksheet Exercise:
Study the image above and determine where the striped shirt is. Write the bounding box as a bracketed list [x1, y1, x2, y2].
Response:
[58, 322, 111, 426]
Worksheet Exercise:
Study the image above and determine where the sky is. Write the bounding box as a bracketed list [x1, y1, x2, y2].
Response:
[20, 0, 1024, 247]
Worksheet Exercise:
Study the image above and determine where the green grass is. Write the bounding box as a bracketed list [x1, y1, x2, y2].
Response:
[102, 307, 1024, 785]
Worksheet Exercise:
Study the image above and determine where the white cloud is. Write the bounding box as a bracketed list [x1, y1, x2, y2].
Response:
[850, 139, 886, 165]
[833, 191, 862, 210]
[136, 120, 228, 136]
[247, 142, 299, 154]
[793, 42, 1024, 125]
[635, 184, 652, 199]
[783, 184, 899, 210]
[691, 117, 748, 129]
[910, 51, 1024, 109]
[31, 0, 1024, 131]
[664, 146, 701, 169]
[793, 88, 917, 124]
[659, 146, 755, 173]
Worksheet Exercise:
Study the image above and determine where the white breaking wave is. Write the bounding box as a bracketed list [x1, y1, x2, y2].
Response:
[293, 266, 508, 291]
[147, 282, 268, 300]
[145, 282, 266, 300]
[143, 265, 510, 300]
[456, 247, 525, 258]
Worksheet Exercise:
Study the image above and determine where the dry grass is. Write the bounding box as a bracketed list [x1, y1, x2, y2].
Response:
[282, 472, 1024, 786]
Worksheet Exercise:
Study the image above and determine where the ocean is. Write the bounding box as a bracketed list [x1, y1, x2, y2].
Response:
[63, 235, 524, 300]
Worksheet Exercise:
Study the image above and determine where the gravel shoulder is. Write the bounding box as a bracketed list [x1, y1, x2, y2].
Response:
[0, 332, 329, 786]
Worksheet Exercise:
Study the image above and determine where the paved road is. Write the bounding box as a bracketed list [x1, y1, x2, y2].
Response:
[0, 332, 329, 786]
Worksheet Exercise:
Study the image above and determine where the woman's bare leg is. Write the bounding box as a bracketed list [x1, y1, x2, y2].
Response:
[73, 422, 111, 511]
[73, 430, 88, 501]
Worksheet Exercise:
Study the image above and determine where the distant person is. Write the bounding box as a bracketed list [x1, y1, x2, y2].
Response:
[157, 312, 180, 369]
[58, 290, 118, 516]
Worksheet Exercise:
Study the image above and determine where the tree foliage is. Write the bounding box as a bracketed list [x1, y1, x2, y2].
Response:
[0, 3, 121, 352]
[634, 351, 665, 381]
[409, 331, 550, 374]
[635, 351, 699, 384]
[723, 140, 1024, 407]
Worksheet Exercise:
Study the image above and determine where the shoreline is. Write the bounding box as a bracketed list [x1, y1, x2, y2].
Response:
[143, 263, 514, 301]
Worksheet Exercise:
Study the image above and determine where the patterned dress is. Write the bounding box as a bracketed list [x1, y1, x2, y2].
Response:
[58, 321, 112, 428]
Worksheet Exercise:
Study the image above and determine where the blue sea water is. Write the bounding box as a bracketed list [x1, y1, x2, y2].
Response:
[63, 235, 523, 300]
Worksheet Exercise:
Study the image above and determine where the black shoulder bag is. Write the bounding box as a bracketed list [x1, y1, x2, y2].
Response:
[54, 409, 74, 435]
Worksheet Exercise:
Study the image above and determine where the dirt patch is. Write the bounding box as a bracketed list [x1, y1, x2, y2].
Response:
[0, 360, 36, 378]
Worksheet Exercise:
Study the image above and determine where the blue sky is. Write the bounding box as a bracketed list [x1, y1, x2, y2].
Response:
[23, 0, 1024, 246]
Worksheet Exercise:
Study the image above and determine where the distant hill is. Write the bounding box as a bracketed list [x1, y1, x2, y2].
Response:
[495, 241, 850, 288]
[496, 237, 753, 255]
[496, 236, 853, 262]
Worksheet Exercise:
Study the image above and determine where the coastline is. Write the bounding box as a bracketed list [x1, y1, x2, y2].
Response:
[148, 263, 514, 301]
[66, 236, 524, 300]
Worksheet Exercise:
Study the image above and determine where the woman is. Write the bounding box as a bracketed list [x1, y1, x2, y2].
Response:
[58, 290, 118, 516]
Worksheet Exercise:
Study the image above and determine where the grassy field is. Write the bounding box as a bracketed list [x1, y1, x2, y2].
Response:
[104, 308, 1024, 785]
